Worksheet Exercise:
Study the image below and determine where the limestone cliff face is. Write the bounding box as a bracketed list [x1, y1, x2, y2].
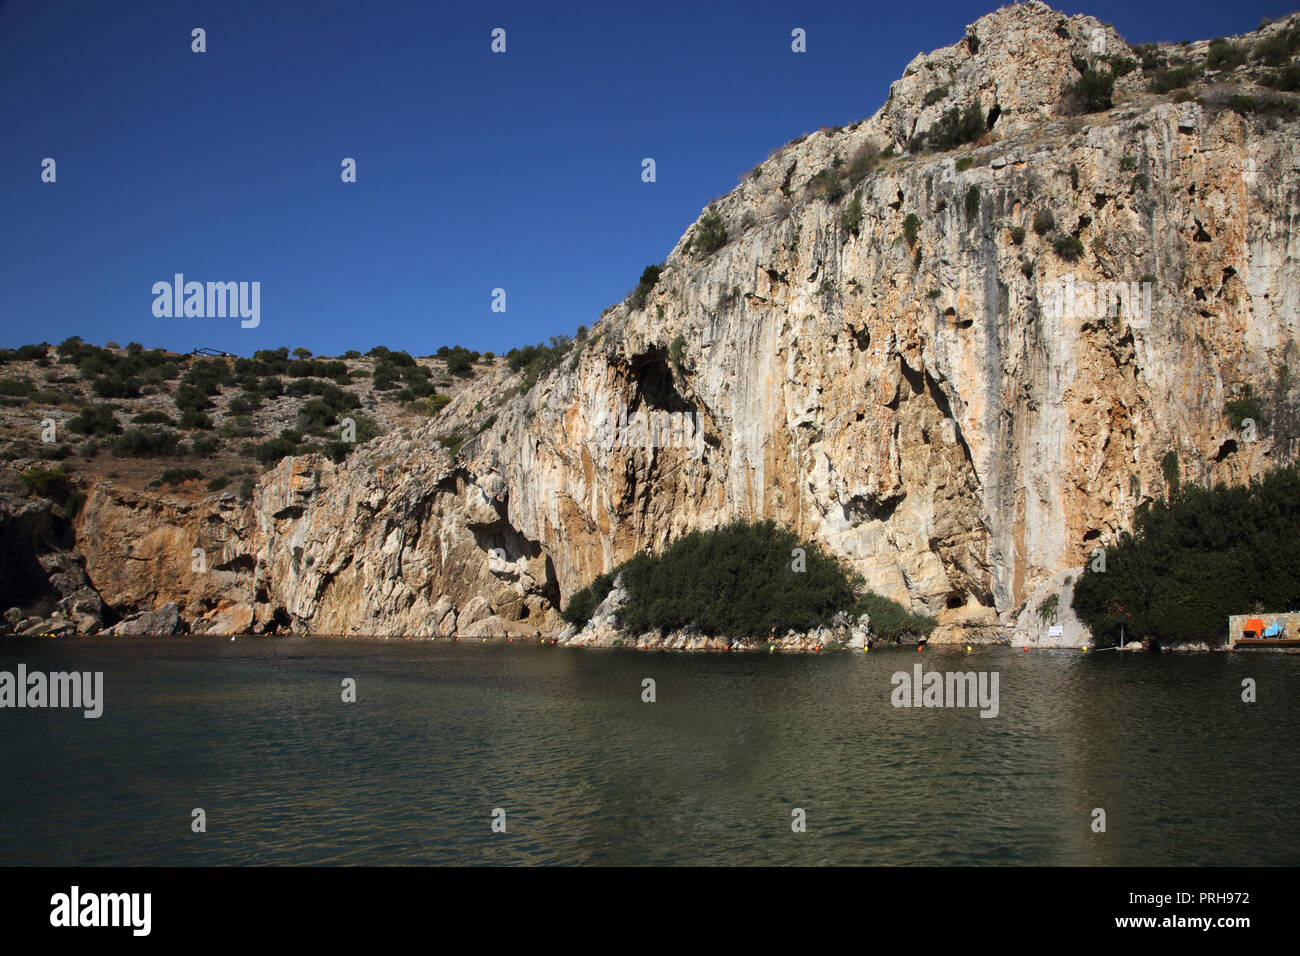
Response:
[56, 3, 1300, 637]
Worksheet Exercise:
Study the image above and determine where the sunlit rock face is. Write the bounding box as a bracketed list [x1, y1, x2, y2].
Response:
[60, 4, 1300, 636]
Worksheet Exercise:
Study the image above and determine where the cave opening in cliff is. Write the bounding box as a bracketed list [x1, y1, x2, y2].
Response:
[626, 348, 694, 417]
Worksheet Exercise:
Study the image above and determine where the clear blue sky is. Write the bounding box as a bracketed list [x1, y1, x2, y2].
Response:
[0, 0, 1287, 358]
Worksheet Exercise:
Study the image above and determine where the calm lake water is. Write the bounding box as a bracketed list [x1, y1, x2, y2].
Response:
[0, 637, 1296, 866]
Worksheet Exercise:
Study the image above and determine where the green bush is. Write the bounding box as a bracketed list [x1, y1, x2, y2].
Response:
[903, 213, 920, 247]
[629, 264, 664, 310]
[1072, 463, 1300, 646]
[179, 408, 213, 431]
[437, 346, 478, 378]
[226, 395, 258, 416]
[505, 336, 572, 394]
[181, 358, 232, 394]
[253, 436, 297, 466]
[841, 191, 863, 235]
[0, 378, 34, 397]
[1254, 26, 1300, 66]
[68, 405, 120, 436]
[192, 435, 221, 457]
[669, 334, 687, 372]
[574, 519, 863, 638]
[111, 428, 180, 457]
[175, 384, 212, 413]
[1150, 65, 1200, 93]
[964, 185, 981, 221]
[132, 410, 175, 426]
[692, 206, 728, 256]
[844, 142, 880, 182]
[371, 347, 416, 367]
[92, 374, 141, 399]
[1010, 225, 1026, 244]
[1032, 208, 1055, 235]
[237, 476, 255, 502]
[1205, 37, 1249, 72]
[922, 85, 950, 106]
[805, 169, 846, 203]
[561, 571, 618, 627]
[1133, 43, 1163, 72]
[159, 468, 202, 486]
[954, 156, 974, 172]
[1053, 235, 1085, 261]
[296, 399, 338, 434]
[853, 591, 938, 643]
[1067, 69, 1115, 113]
[916, 103, 984, 153]
[1101, 55, 1137, 77]
[1224, 385, 1267, 432]
[1261, 64, 1300, 91]
[20, 465, 73, 503]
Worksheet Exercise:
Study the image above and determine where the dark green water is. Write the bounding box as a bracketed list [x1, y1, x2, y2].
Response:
[0, 637, 1296, 865]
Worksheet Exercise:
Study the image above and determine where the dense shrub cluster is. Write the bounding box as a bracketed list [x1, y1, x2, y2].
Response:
[1073, 464, 1300, 646]
[1065, 69, 1115, 113]
[158, 468, 202, 486]
[1149, 64, 1200, 93]
[505, 336, 572, 393]
[691, 206, 728, 256]
[1053, 235, 1085, 261]
[841, 191, 863, 236]
[1254, 24, 1300, 66]
[0, 378, 35, 397]
[19, 465, 84, 516]
[68, 405, 121, 436]
[853, 591, 938, 642]
[565, 520, 856, 638]
[1261, 63, 1300, 91]
[909, 103, 983, 154]
[922, 85, 949, 106]
[1224, 384, 1267, 433]
[56, 338, 179, 389]
[111, 428, 180, 457]
[561, 520, 939, 642]
[436, 345, 480, 378]
[628, 264, 664, 311]
[1206, 37, 1249, 72]
[0, 344, 51, 362]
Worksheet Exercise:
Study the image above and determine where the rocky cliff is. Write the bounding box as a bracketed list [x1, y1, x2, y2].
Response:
[7, 2, 1300, 642]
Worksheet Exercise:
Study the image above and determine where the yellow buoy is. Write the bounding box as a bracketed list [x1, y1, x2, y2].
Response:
[966, 645, 972, 653]
[1082, 646, 1088, 653]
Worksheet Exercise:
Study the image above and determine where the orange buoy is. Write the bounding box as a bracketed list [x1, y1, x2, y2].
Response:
[1024, 645, 1029, 651]
[508, 637, 513, 643]
[454, 636, 460, 642]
